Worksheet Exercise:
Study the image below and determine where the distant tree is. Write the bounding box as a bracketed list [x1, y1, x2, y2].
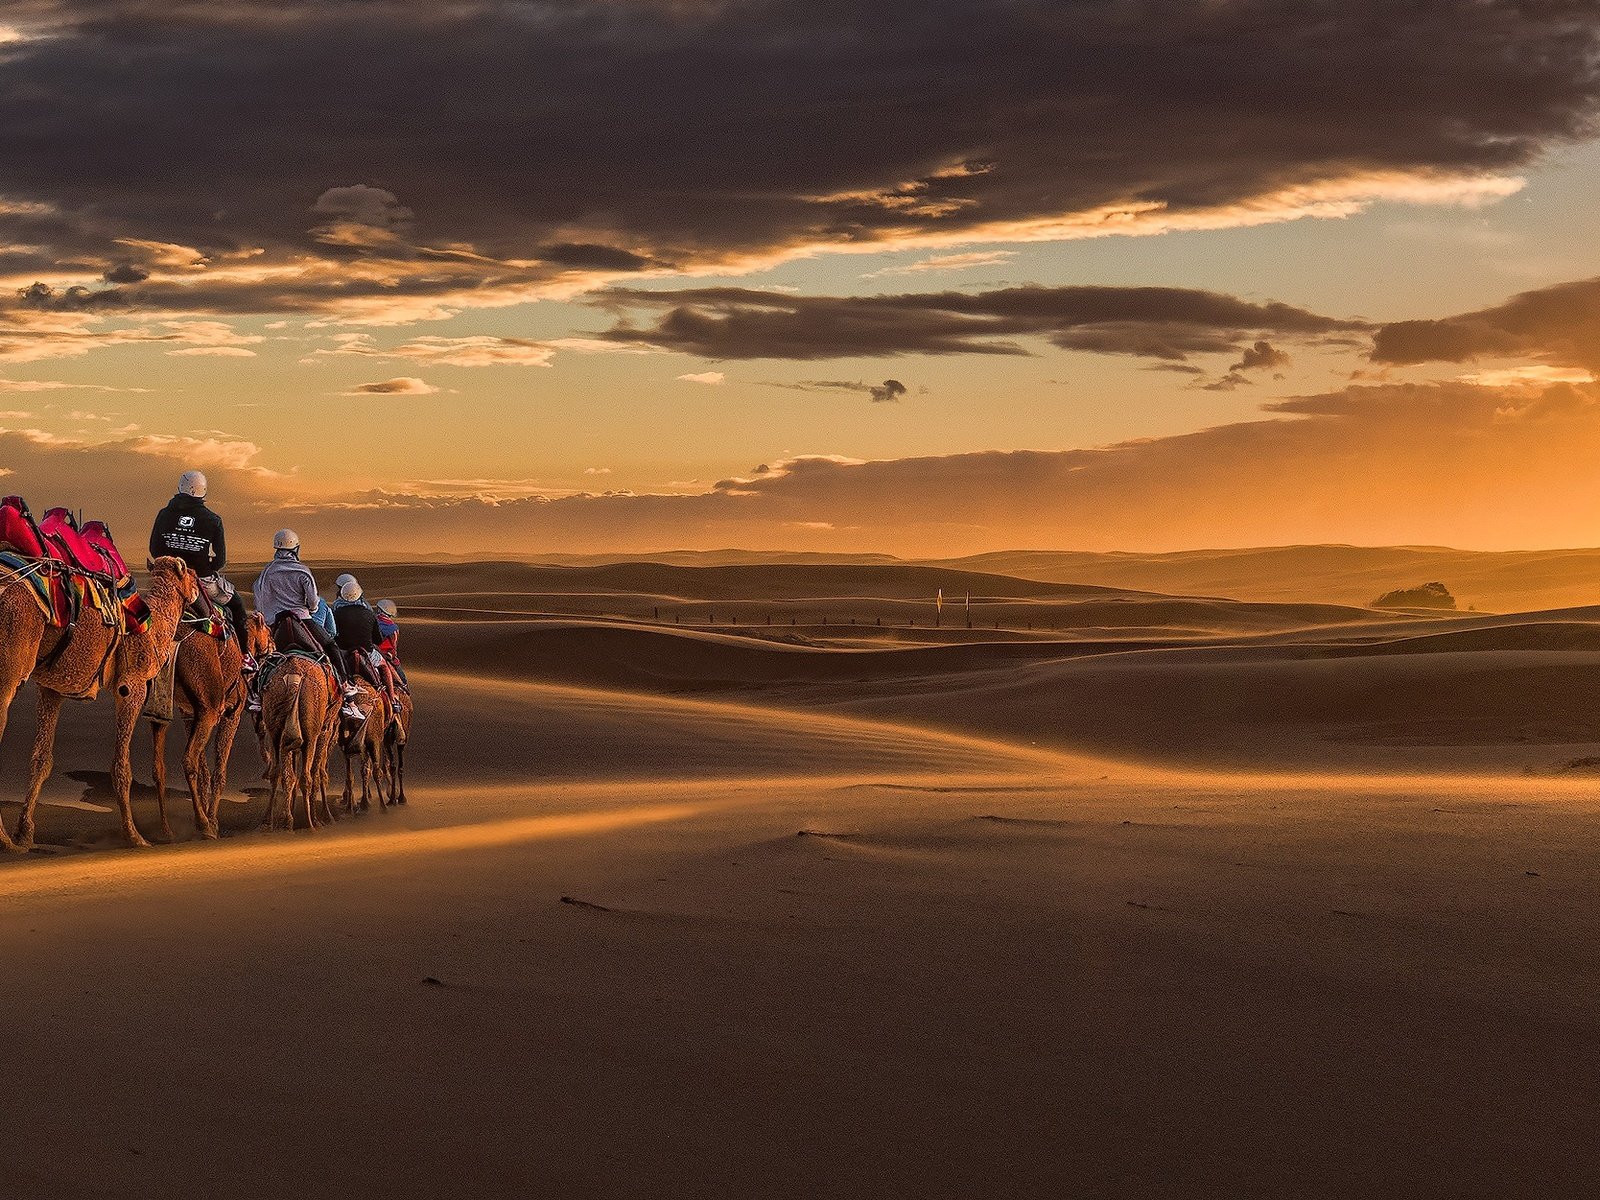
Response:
[1372, 581, 1457, 610]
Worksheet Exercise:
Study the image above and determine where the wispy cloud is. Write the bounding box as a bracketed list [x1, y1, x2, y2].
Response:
[863, 250, 1017, 278]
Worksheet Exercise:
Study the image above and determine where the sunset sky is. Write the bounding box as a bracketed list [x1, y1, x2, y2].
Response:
[4, 1, 1600, 556]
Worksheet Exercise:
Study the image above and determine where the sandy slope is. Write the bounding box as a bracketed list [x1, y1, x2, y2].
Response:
[6, 561, 1600, 1197]
[406, 543, 1600, 612]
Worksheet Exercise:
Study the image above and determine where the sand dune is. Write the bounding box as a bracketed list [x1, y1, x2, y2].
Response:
[394, 603, 1600, 773]
[420, 543, 1600, 613]
[7, 557, 1600, 1196]
[933, 544, 1600, 613]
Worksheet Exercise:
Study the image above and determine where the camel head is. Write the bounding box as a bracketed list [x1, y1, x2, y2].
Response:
[246, 610, 274, 658]
[145, 555, 200, 605]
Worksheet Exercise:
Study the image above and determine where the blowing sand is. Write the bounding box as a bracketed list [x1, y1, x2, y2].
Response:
[4, 558, 1600, 1198]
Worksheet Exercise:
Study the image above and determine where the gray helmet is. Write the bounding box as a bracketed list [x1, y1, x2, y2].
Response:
[273, 528, 300, 551]
[375, 598, 398, 617]
[339, 578, 363, 602]
[334, 572, 356, 590]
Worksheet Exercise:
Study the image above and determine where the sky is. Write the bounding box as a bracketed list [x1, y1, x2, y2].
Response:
[4, 0, 1600, 557]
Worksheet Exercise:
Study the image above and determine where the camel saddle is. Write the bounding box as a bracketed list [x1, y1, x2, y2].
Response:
[253, 648, 336, 696]
[1, 498, 133, 583]
[0, 497, 144, 634]
[38, 508, 112, 576]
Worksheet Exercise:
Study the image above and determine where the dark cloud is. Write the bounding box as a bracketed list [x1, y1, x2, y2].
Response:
[597, 285, 1363, 361]
[537, 243, 660, 272]
[1198, 372, 1251, 392]
[0, 1, 1594, 322]
[342, 376, 441, 396]
[15, 281, 126, 311]
[1231, 340, 1291, 372]
[1372, 277, 1600, 370]
[102, 263, 150, 285]
[765, 378, 912, 402]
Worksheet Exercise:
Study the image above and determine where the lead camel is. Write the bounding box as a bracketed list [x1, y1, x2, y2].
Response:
[0, 556, 198, 849]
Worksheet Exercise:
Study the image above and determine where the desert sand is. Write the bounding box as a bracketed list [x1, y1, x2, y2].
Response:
[4, 557, 1600, 1197]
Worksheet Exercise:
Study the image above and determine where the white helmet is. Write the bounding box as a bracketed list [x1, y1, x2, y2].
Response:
[273, 528, 300, 551]
[339, 578, 363, 602]
[334, 572, 356, 590]
[375, 598, 397, 617]
[178, 470, 208, 498]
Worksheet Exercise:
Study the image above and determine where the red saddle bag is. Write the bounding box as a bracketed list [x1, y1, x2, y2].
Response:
[39, 508, 110, 575]
[80, 520, 132, 583]
[0, 496, 46, 558]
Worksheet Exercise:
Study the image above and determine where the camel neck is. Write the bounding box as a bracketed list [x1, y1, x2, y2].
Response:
[139, 577, 187, 642]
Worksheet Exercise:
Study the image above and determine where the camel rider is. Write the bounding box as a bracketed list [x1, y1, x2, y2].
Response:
[253, 529, 362, 719]
[374, 598, 408, 689]
[149, 471, 253, 662]
[333, 577, 397, 704]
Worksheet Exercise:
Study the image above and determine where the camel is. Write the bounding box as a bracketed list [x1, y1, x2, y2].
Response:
[0, 555, 197, 851]
[385, 686, 412, 806]
[259, 656, 339, 832]
[339, 679, 390, 814]
[150, 609, 273, 842]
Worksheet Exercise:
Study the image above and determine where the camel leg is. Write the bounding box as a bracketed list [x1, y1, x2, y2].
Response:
[298, 745, 317, 831]
[315, 722, 337, 826]
[183, 707, 221, 840]
[15, 688, 66, 850]
[254, 712, 271, 778]
[112, 688, 152, 849]
[151, 719, 173, 841]
[264, 753, 284, 832]
[389, 740, 406, 806]
[208, 703, 243, 833]
[370, 740, 388, 809]
[343, 740, 356, 812]
[0, 673, 26, 852]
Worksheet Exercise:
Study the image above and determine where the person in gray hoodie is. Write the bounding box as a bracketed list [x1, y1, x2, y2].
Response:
[253, 528, 360, 717]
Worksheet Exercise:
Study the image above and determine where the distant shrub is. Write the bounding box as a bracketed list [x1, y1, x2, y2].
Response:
[1372, 581, 1457, 610]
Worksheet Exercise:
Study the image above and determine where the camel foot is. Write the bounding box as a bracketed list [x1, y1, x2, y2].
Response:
[199, 824, 220, 841]
[123, 830, 152, 849]
[1, 834, 28, 855]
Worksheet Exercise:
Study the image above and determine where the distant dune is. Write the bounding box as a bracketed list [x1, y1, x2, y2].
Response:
[387, 543, 1600, 614]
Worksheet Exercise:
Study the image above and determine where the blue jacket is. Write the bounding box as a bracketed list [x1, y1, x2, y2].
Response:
[313, 598, 337, 637]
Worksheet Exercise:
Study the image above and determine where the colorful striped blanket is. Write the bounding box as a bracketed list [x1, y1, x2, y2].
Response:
[0, 550, 146, 633]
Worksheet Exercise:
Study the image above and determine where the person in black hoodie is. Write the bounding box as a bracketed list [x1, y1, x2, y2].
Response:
[149, 470, 253, 659]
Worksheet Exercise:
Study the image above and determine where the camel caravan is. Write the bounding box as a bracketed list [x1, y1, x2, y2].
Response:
[0, 471, 413, 851]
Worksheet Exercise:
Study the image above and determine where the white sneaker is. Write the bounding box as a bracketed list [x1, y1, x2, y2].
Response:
[341, 701, 363, 720]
